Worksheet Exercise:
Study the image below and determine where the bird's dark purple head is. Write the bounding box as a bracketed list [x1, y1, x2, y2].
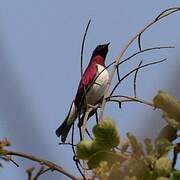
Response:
[92, 43, 110, 59]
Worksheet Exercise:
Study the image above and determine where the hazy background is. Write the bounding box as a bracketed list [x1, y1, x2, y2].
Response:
[0, 0, 179, 179]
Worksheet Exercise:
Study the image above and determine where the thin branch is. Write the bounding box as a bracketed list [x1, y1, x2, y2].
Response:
[80, 20, 91, 77]
[4, 151, 79, 180]
[31, 166, 53, 180]
[81, 107, 92, 139]
[95, 110, 99, 124]
[138, 7, 180, 51]
[10, 159, 19, 167]
[79, 20, 91, 143]
[80, 107, 94, 179]
[118, 46, 174, 66]
[110, 58, 167, 96]
[99, 7, 180, 122]
[86, 129, 93, 140]
[71, 122, 76, 154]
[172, 142, 180, 169]
[121, 58, 166, 82]
[59, 142, 76, 146]
[74, 157, 86, 180]
[1, 156, 19, 167]
[107, 95, 154, 107]
[26, 167, 34, 180]
[116, 65, 121, 81]
[33, 166, 45, 180]
[70, 122, 85, 179]
[71, 122, 85, 179]
[133, 60, 143, 97]
[155, 7, 180, 22]
[138, 32, 142, 51]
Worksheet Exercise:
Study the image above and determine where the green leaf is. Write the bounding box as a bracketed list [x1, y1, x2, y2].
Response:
[87, 151, 123, 169]
[93, 118, 120, 149]
[155, 139, 172, 156]
[153, 91, 180, 125]
[76, 140, 102, 160]
[123, 176, 138, 180]
[143, 171, 159, 180]
[127, 132, 144, 157]
[157, 177, 169, 180]
[108, 162, 121, 180]
[0, 149, 6, 156]
[144, 138, 154, 155]
[124, 158, 147, 178]
[163, 116, 180, 130]
[144, 155, 156, 169]
[156, 125, 177, 142]
[170, 170, 180, 180]
[155, 157, 172, 176]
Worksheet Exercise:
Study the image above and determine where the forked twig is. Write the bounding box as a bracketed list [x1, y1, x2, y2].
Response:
[4, 151, 78, 180]
[118, 46, 174, 66]
[133, 60, 143, 97]
[138, 7, 180, 50]
[80, 19, 91, 77]
[107, 95, 154, 107]
[110, 58, 167, 96]
[99, 8, 180, 121]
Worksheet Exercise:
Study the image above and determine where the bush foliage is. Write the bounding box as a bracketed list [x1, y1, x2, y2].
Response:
[76, 91, 180, 180]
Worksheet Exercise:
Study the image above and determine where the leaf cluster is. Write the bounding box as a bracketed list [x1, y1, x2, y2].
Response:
[76, 92, 180, 180]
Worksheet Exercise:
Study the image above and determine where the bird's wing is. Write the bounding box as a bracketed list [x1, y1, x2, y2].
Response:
[74, 64, 97, 108]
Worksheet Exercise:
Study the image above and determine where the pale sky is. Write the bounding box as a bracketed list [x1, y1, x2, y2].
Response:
[0, 1, 180, 179]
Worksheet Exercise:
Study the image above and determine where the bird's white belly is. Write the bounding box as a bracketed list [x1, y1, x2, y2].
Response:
[85, 64, 109, 105]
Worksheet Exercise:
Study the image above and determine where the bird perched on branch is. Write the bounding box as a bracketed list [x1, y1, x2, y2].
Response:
[56, 43, 110, 142]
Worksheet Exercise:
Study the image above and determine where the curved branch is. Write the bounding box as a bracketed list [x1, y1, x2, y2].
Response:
[107, 95, 154, 107]
[80, 20, 91, 77]
[138, 7, 180, 51]
[133, 60, 143, 97]
[99, 7, 180, 121]
[110, 58, 167, 96]
[118, 46, 174, 66]
[5, 150, 79, 180]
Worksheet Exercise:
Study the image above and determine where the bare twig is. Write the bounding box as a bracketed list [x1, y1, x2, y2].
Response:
[133, 60, 143, 97]
[70, 122, 86, 179]
[71, 122, 76, 154]
[71, 122, 86, 179]
[118, 46, 174, 66]
[33, 166, 45, 180]
[172, 142, 180, 169]
[80, 19, 91, 77]
[116, 65, 121, 81]
[138, 7, 180, 50]
[26, 167, 34, 180]
[1, 155, 19, 167]
[80, 105, 99, 179]
[110, 58, 167, 96]
[74, 156, 86, 180]
[4, 151, 79, 180]
[107, 95, 154, 107]
[99, 7, 180, 122]
[32, 166, 53, 180]
[59, 142, 76, 146]
[81, 107, 93, 139]
[95, 110, 99, 124]
[86, 129, 93, 140]
[10, 159, 19, 167]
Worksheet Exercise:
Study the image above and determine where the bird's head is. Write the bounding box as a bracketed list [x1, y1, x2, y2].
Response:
[92, 43, 110, 59]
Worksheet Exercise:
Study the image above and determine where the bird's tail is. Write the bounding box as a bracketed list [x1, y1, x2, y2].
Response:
[56, 101, 77, 142]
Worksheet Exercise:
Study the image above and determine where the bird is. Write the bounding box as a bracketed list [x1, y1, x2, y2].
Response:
[56, 43, 110, 142]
